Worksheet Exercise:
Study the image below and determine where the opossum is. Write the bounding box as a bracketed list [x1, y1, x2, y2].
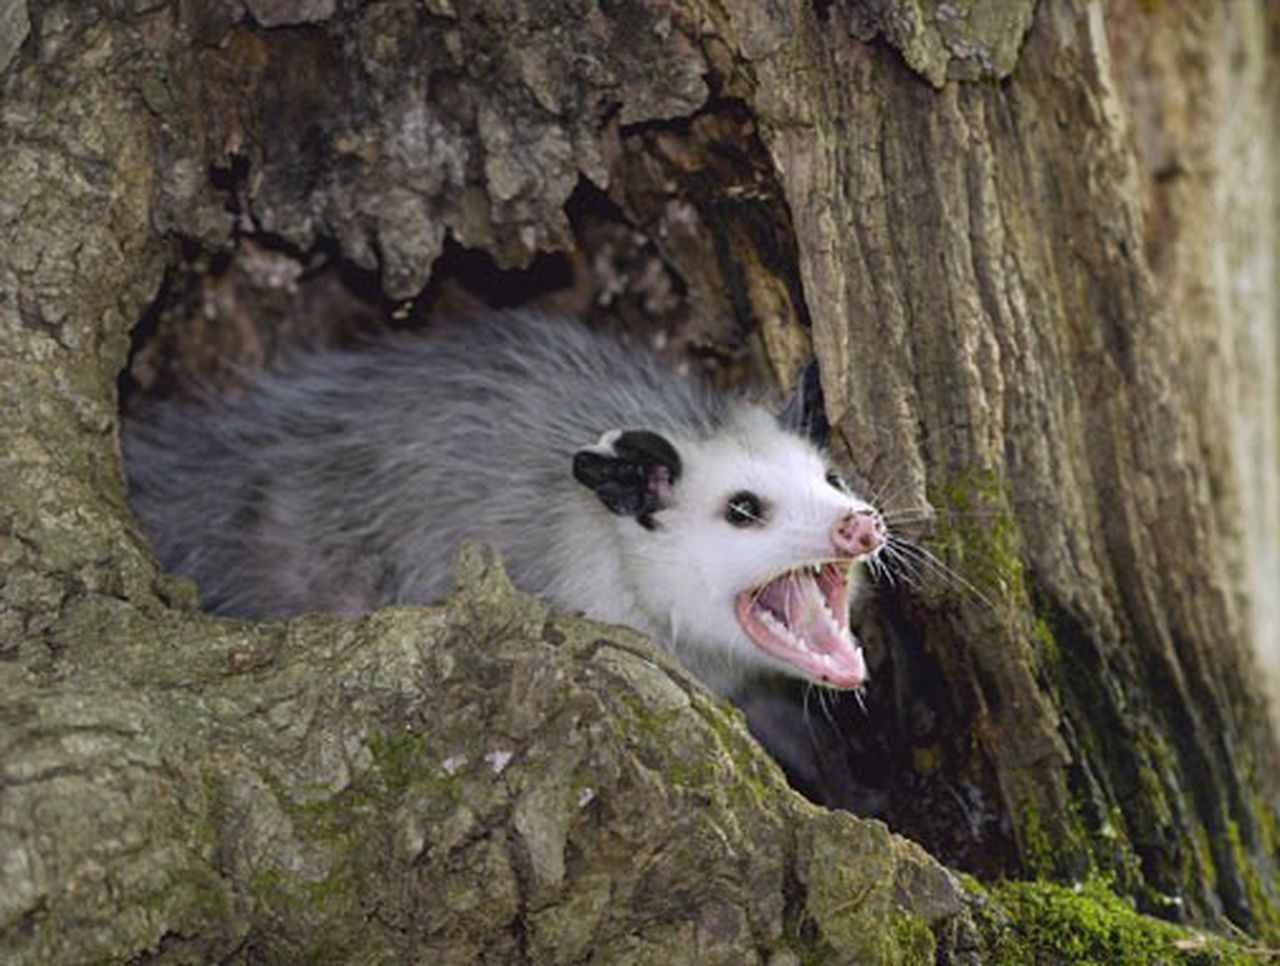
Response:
[124, 312, 885, 698]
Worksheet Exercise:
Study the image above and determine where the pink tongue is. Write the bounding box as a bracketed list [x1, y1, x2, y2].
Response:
[756, 578, 788, 617]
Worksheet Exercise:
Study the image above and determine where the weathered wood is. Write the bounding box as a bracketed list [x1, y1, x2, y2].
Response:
[698, 0, 1280, 933]
[1, 0, 1277, 960]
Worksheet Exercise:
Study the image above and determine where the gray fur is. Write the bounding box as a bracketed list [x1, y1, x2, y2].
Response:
[124, 312, 726, 620]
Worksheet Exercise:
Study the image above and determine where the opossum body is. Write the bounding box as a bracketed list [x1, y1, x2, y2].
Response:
[125, 312, 885, 697]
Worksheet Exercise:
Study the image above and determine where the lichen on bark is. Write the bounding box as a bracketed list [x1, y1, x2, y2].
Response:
[2, 0, 1278, 962]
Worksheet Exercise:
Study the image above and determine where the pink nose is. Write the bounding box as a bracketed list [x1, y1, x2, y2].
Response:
[832, 509, 884, 557]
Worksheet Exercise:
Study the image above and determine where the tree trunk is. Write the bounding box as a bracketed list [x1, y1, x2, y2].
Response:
[1, 0, 1277, 962]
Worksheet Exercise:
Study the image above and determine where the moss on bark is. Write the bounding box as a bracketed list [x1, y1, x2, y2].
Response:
[2, 0, 1278, 961]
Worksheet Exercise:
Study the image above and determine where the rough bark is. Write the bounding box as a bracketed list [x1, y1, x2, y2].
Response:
[1, 544, 967, 963]
[735, 0, 1280, 934]
[1, 0, 1278, 962]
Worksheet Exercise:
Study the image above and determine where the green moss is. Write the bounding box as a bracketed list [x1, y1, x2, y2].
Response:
[1191, 823, 1219, 893]
[928, 469, 1026, 611]
[611, 676, 783, 816]
[693, 695, 786, 805]
[1017, 797, 1057, 879]
[1131, 728, 1176, 838]
[888, 909, 937, 963]
[933, 478, 1188, 902]
[793, 817, 948, 965]
[1255, 794, 1280, 863]
[1248, 795, 1280, 942]
[243, 863, 375, 961]
[1010, 775, 1093, 882]
[232, 727, 462, 951]
[1031, 617, 1061, 669]
[1135, 761, 1175, 829]
[288, 728, 467, 852]
[197, 773, 367, 960]
[367, 730, 428, 795]
[984, 878, 1264, 965]
[798, 893, 937, 965]
[1226, 820, 1280, 942]
[616, 690, 675, 739]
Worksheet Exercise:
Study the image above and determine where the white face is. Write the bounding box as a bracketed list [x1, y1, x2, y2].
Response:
[614, 407, 884, 695]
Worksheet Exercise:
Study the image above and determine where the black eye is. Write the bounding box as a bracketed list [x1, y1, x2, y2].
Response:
[825, 470, 851, 494]
[725, 491, 764, 527]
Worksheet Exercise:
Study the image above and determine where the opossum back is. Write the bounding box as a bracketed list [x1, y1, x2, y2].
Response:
[124, 312, 723, 618]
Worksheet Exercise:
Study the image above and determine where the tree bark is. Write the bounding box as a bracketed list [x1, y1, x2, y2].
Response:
[743, 0, 1280, 933]
[1, 0, 1277, 962]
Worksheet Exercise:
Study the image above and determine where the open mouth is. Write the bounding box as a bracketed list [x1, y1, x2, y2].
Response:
[733, 562, 868, 688]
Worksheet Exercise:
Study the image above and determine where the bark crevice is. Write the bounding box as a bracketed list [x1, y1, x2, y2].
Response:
[2, 0, 1278, 961]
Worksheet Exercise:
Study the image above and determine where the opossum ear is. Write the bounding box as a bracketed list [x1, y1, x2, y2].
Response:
[778, 360, 830, 445]
[573, 430, 682, 530]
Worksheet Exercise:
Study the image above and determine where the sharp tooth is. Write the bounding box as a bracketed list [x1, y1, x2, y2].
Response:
[766, 613, 805, 653]
[822, 603, 840, 635]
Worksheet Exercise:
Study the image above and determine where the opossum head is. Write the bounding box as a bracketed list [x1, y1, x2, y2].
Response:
[573, 391, 884, 695]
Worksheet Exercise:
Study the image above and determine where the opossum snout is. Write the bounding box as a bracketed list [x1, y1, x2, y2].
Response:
[831, 509, 884, 557]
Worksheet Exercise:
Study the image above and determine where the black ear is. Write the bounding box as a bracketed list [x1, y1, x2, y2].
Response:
[778, 360, 830, 445]
[573, 430, 682, 530]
